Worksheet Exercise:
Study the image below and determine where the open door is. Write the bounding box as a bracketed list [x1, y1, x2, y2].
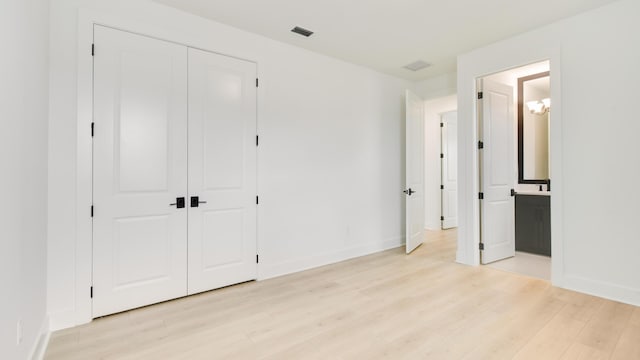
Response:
[479, 79, 516, 264]
[405, 90, 425, 254]
[441, 111, 458, 229]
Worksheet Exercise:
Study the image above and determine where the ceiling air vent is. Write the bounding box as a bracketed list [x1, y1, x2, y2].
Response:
[291, 26, 314, 37]
[403, 60, 432, 72]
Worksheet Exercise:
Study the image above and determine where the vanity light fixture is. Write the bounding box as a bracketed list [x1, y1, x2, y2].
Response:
[526, 98, 551, 115]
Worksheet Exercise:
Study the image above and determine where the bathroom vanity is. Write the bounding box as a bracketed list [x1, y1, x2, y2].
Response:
[515, 192, 551, 256]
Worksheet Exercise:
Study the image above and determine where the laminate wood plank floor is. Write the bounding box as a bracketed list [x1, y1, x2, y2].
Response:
[45, 229, 639, 359]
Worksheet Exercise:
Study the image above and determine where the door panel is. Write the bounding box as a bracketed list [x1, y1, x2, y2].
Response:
[187, 47, 257, 295]
[405, 90, 425, 254]
[480, 80, 516, 264]
[201, 209, 244, 269]
[117, 53, 172, 192]
[441, 111, 458, 229]
[93, 25, 188, 317]
[113, 216, 171, 287]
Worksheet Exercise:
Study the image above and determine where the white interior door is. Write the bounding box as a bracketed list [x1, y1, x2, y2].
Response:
[93, 25, 188, 317]
[441, 111, 458, 229]
[405, 90, 425, 254]
[187, 48, 257, 295]
[480, 79, 515, 264]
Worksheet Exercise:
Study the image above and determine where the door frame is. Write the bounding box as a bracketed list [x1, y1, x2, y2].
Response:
[422, 95, 457, 231]
[456, 44, 565, 287]
[440, 110, 457, 230]
[74, 9, 260, 328]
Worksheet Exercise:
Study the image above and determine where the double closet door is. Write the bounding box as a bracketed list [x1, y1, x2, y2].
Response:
[92, 25, 257, 317]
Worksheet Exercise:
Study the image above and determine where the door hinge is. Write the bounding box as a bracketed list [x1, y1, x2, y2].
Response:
[440, 122, 444, 128]
[511, 189, 516, 197]
[479, 192, 484, 200]
[91, 44, 94, 56]
[91, 122, 94, 137]
[256, 78, 259, 87]
[256, 135, 259, 147]
[90, 286, 93, 298]
[256, 254, 259, 263]
[479, 243, 484, 250]
[478, 140, 484, 149]
[440, 185, 444, 190]
[477, 91, 483, 99]
[90, 205, 94, 217]
[441, 216, 445, 221]
[440, 153, 444, 159]
[256, 196, 259, 205]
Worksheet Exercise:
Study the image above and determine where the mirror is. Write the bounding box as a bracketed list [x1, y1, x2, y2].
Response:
[518, 71, 550, 184]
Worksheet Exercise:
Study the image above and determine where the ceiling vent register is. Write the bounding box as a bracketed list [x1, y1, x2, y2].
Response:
[291, 26, 314, 37]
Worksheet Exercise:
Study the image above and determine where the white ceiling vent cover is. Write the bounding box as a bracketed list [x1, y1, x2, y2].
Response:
[403, 60, 431, 72]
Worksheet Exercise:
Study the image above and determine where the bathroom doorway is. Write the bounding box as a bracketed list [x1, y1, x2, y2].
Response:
[477, 60, 552, 280]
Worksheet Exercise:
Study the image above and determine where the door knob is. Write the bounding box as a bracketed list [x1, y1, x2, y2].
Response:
[190, 196, 207, 208]
[170, 197, 185, 208]
[403, 188, 415, 196]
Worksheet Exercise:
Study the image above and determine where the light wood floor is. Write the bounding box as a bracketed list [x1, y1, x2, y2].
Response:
[46, 230, 640, 359]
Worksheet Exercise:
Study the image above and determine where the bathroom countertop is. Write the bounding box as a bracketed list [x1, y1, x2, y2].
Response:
[516, 190, 551, 196]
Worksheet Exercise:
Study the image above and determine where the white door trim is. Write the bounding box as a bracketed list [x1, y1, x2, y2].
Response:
[72, 9, 260, 329]
[456, 43, 564, 287]
[440, 110, 458, 230]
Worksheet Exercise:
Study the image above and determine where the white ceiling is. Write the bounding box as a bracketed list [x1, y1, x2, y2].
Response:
[153, 0, 618, 81]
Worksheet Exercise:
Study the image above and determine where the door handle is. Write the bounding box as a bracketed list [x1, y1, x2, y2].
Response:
[170, 197, 185, 208]
[403, 188, 415, 196]
[190, 196, 207, 208]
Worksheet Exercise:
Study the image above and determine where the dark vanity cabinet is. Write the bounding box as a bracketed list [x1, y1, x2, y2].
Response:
[515, 194, 551, 256]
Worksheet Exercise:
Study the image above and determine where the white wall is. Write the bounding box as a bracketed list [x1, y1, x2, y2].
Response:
[414, 72, 457, 100]
[0, 0, 50, 358]
[48, 0, 411, 330]
[423, 95, 457, 230]
[458, 0, 640, 305]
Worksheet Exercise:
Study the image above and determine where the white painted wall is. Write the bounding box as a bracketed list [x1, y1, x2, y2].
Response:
[0, 0, 50, 358]
[48, 0, 411, 330]
[423, 95, 457, 230]
[414, 72, 457, 100]
[458, 0, 640, 305]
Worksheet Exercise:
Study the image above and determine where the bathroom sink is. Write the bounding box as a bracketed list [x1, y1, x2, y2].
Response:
[515, 190, 550, 196]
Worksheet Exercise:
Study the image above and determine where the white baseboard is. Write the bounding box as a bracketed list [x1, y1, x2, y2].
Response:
[562, 274, 640, 307]
[48, 308, 78, 332]
[258, 236, 404, 280]
[28, 316, 50, 360]
[49, 237, 405, 333]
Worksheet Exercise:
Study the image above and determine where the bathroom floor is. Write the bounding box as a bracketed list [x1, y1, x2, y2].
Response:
[486, 251, 551, 280]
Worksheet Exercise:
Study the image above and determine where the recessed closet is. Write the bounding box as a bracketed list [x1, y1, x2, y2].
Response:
[92, 25, 257, 317]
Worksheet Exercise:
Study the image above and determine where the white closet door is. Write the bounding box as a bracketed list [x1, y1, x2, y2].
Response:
[405, 90, 426, 254]
[93, 26, 188, 317]
[480, 80, 516, 264]
[441, 111, 458, 229]
[187, 48, 257, 295]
